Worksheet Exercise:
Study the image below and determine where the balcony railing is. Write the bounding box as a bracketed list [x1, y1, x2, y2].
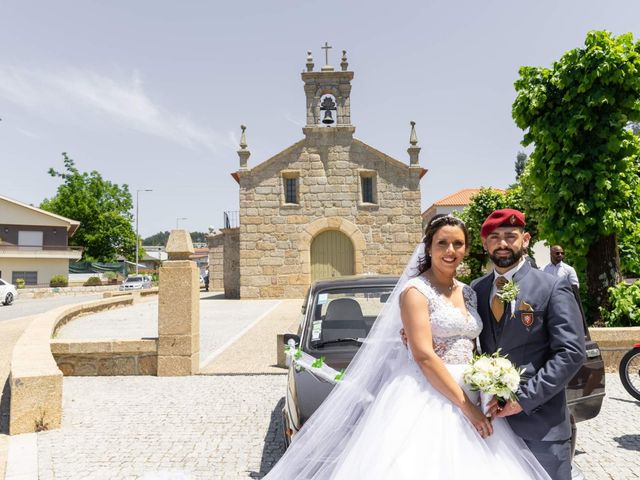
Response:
[223, 211, 239, 229]
[0, 244, 84, 254]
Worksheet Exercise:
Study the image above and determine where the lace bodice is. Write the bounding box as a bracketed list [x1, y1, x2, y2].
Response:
[402, 276, 483, 364]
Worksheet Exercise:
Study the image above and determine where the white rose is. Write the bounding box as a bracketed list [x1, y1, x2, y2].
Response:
[471, 372, 492, 388]
[503, 371, 521, 391]
[494, 357, 513, 371]
[474, 357, 493, 373]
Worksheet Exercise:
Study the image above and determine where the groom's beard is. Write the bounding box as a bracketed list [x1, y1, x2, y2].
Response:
[489, 247, 524, 268]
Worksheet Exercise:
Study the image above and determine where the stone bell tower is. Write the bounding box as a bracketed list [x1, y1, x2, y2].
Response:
[302, 43, 354, 132]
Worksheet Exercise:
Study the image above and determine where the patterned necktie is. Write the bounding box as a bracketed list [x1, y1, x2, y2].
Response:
[491, 275, 508, 322]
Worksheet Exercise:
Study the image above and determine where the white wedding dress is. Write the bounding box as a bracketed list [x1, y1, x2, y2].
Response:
[328, 277, 551, 479]
[265, 244, 551, 480]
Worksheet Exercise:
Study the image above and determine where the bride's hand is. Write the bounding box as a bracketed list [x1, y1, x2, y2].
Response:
[461, 402, 493, 439]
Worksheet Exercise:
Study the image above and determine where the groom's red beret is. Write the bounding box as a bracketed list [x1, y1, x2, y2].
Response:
[481, 209, 526, 238]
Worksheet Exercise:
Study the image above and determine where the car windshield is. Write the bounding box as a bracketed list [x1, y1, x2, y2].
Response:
[126, 277, 143, 282]
[308, 286, 393, 347]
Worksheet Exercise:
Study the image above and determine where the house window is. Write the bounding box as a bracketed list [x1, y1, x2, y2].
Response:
[12, 271, 37, 285]
[359, 170, 377, 205]
[281, 170, 301, 206]
[285, 178, 298, 204]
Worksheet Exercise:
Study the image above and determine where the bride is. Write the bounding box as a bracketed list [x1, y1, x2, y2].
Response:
[265, 215, 550, 479]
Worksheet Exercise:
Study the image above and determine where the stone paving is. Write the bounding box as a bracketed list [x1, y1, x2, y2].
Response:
[37, 375, 287, 480]
[55, 294, 280, 369]
[22, 373, 640, 479]
[573, 374, 640, 479]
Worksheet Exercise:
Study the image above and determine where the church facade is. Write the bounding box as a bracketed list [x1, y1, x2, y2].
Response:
[210, 48, 426, 299]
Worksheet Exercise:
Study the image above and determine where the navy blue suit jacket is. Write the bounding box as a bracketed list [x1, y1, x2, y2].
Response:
[471, 261, 586, 441]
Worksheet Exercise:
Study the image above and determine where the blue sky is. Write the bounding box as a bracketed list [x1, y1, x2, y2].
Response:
[1, 1, 639, 237]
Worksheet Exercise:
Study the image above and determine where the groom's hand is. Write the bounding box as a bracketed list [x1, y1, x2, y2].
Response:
[493, 399, 523, 417]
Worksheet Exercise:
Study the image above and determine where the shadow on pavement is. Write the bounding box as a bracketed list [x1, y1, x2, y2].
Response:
[610, 396, 640, 405]
[614, 434, 640, 451]
[0, 377, 10, 434]
[200, 293, 227, 300]
[248, 397, 286, 478]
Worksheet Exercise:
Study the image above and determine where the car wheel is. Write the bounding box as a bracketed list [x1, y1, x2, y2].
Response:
[4, 292, 13, 306]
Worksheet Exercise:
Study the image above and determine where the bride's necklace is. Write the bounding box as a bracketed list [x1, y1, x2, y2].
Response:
[426, 272, 456, 294]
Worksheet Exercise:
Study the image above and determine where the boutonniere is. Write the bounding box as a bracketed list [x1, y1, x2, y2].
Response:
[497, 280, 519, 303]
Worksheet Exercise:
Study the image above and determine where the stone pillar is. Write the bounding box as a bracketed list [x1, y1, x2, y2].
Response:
[157, 230, 199, 376]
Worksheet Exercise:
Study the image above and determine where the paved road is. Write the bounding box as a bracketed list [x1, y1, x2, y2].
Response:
[7, 373, 634, 479]
[0, 294, 102, 323]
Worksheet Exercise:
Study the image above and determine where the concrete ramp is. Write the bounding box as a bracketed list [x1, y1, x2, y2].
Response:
[199, 299, 302, 375]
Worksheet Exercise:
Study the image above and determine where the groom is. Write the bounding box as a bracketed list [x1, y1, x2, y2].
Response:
[473, 209, 585, 480]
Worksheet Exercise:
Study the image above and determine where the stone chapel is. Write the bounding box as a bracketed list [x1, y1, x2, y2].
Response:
[209, 46, 426, 299]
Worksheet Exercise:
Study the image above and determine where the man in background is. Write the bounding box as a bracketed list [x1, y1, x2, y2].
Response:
[543, 245, 579, 287]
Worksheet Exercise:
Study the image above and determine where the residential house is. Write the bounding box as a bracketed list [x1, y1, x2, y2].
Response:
[0, 195, 82, 285]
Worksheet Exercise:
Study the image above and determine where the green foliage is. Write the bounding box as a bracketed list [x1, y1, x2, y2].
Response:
[600, 282, 640, 327]
[515, 151, 528, 180]
[143, 231, 170, 246]
[311, 356, 326, 368]
[457, 188, 507, 279]
[457, 187, 538, 280]
[40, 153, 138, 262]
[15, 278, 25, 289]
[49, 275, 68, 288]
[104, 271, 118, 282]
[190, 232, 208, 244]
[83, 276, 103, 287]
[143, 231, 208, 246]
[512, 31, 640, 316]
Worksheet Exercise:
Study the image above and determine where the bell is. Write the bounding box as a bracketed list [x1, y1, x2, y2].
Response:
[322, 109, 334, 125]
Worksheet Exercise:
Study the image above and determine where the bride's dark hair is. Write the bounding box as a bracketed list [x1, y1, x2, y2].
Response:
[416, 214, 469, 275]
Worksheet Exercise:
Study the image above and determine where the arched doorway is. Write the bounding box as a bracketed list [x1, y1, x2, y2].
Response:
[311, 230, 354, 282]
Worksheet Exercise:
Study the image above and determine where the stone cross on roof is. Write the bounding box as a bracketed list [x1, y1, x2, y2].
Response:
[321, 42, 332, 65]
[321, 42, 334, 71]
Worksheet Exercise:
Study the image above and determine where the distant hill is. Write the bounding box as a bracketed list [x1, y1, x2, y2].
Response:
[143, 231, 207, 246]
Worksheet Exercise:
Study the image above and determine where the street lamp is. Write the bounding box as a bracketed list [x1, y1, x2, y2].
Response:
[135, 189, 153, 275]
[176, 217, 188, 228]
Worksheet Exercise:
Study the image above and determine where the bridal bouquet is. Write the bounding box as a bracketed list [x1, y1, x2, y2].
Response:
[462, 350, 524, 415]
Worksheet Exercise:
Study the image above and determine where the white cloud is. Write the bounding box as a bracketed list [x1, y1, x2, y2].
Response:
[0, 65, 234, 153]
[16, 127, 39, 138]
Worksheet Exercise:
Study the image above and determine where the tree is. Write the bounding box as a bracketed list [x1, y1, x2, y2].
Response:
[512, 31, 640, 321]
[458, 188, 507, 279]
[143, 231, 170, 246]
[515, 151, 528, 180]
[143, 231, 208, 246]
[41, 153, 138, 262]
[457, 186, 539, 280]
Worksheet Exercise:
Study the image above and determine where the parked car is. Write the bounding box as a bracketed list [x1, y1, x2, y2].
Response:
[119, 275, 152, 291]
[0, 278, 17, 306]
[281, 275, 606, 463]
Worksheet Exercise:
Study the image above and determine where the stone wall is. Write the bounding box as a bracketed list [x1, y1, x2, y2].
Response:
[223, 228, 240, 299]
[207, 232, 224, 291]
[590, 326, 640, 372]
[237, 127, 423, 299]
[51, 339, 157, 375]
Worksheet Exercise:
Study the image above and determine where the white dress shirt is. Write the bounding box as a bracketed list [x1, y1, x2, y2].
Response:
[542, 261, 580, 287]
